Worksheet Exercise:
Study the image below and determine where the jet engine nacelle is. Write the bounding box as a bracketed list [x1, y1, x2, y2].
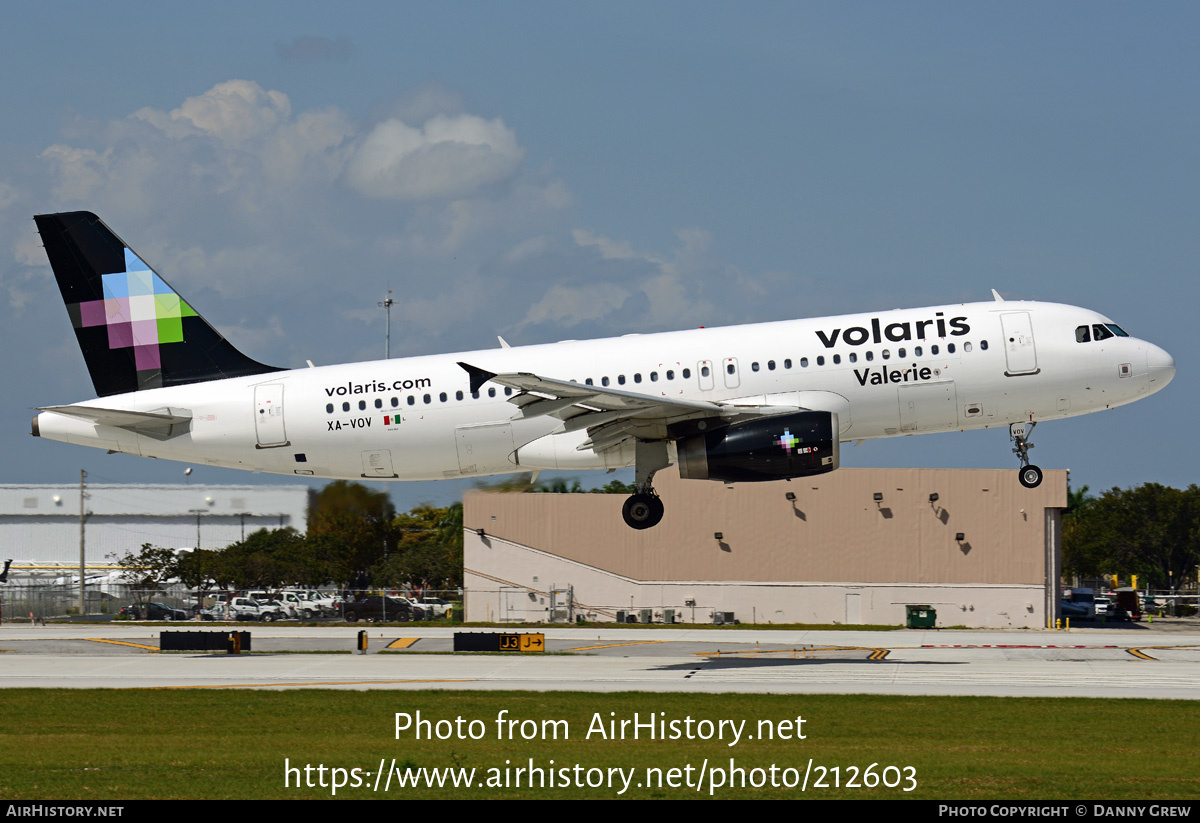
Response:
[676, 411, 839, 482]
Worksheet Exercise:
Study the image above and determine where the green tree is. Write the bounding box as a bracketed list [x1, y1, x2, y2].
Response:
[308, 481, 396, 589]
[1063, 483, 1200, 588]
[109, 543, 179, 605]
[374, 503, 463, 590]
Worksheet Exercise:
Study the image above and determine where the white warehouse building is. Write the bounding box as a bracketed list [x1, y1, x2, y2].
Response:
[0, 484, 309, 578]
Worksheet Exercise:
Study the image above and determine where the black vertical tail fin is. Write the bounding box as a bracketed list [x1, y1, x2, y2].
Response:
[34, 211, 281, 397]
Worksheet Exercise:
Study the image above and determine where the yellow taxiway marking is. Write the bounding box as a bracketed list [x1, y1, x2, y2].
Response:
[87, 638, 160, 652]
[1125, 645, 1200, 661]
[386, 638, 420, 649]
[567, 641, 669, 652]
[137, 679, 476, 690]
[693, 645, 889, 660]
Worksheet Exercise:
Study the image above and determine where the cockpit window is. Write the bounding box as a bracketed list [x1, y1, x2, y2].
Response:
[1092, 324, 1115, 341]
[1106, 324, 1129, 337]
[1076, 325, 1090, 343]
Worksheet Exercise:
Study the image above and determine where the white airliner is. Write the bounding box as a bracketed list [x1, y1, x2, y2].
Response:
[31, 212, 1175, 528]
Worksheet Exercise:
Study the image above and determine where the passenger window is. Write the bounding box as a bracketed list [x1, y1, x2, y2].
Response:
[980, 340, 989, 350]
[342, 402, 350, 412]
[439, 392, 447, 402]
[617, 375, 626, 385]
[881, 350, 890, 360]
[602, 377, 610, 387]
[701, 366, 710, 377]
[964, 342, 973, 352]
[408, 396, 416, 406]
[931, 345, 939, 355]
[832, 354, 841, 364]
[455, 391, 464, 401]
[650, 372, 658, 382]
[898, 348, 905, 358]
[751, 362, 760, 372]
[358, 400, 366, 411]
[326, 404, 334, 414]
[471, 391, 479, 399]
[423, 394, 431, 404]
[667, 370, 675, 380]
[866, 351, 874, 361]
[947, 343, 955, 353]
[816, 356, 825, 366]
[585, 378, 593, 385]
[768, 360, 776, 370]
[375, 398, 382, 409]
[785, 359, 793, 369]
[505, 387, 512, 395]
[634, 373, 642, 383]
[799, 358, 807, 368]
[848, 352, 857, 363]
[914, 346, 923, 357]
[1076, 325, 1091, 343]
[726, 363, 736, 375]
[391, 397, 399, 407]
[682, 368, 691, 378]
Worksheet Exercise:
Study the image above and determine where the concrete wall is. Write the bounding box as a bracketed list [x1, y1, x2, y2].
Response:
[463, 467, 1066, 628]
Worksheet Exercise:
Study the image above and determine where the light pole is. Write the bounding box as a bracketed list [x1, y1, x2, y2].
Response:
[378, 291, 394, 359]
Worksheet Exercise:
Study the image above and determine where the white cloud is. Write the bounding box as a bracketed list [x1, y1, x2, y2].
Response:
[8, 77, 777, 367]
[517, 283, 632, 330]
[345, 114, 525, 201]
[135, 80, 292, 144]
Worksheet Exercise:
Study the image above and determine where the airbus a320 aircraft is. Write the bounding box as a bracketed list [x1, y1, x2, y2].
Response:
[31, 212, 1175, 528]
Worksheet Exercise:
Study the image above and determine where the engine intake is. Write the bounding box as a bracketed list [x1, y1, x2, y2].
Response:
[676, 411, 839, 482]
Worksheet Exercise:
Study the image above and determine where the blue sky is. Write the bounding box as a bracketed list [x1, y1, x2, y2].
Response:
[1, 2, 1195, 510]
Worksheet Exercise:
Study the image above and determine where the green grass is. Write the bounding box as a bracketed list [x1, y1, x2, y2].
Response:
[0, 690, 1197, 799]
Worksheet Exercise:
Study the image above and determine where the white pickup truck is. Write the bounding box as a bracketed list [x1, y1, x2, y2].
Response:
[228, 597, 284, 622]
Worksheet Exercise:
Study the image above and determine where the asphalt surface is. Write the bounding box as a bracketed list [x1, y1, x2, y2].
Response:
[3, 620, 1200, 697]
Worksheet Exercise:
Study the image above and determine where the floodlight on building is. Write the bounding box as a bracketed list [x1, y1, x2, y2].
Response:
[955, 532, 965, 542]
[785, 492, 796, 501]
[714, 532, 724, 541]
[929, 493, 939, 503]
[873, 492, 883, 502]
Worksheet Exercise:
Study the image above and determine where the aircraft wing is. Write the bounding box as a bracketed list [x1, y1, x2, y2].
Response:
[458, 362, 796, 453]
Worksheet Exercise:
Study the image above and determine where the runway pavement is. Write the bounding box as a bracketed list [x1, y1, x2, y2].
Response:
[4, 622, 1200, 697]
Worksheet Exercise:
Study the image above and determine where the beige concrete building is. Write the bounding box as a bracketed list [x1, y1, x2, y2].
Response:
[463, 467, 1067, 628]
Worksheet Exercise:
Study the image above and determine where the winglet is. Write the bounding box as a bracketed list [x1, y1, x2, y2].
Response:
[991, 289, 1005, 302]
[497, 336, 511, 349]
[458, 362, 496, 393]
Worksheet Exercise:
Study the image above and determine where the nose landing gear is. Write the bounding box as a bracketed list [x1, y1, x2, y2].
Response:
[1011, 421, 1043, 488]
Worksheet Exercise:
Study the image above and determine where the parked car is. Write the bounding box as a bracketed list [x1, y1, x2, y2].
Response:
[341, 596, 412, 623]
[145, 602, 188, 621]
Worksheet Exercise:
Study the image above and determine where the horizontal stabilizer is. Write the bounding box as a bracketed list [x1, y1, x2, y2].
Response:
[38, 404, 192, 440]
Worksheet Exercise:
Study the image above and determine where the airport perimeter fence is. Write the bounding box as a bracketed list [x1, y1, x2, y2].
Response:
[0, 584, 464, 623]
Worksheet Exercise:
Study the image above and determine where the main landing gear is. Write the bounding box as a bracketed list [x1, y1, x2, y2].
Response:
[622, 440, 670, 529]
[622, 492, 664, 530]
[1010, 421, 1043, 489]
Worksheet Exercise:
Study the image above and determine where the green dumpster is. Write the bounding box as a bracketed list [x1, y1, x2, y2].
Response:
[905, 605, 937, 628]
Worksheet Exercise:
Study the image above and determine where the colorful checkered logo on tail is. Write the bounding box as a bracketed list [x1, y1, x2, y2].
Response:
[67, 249, 198, 371]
